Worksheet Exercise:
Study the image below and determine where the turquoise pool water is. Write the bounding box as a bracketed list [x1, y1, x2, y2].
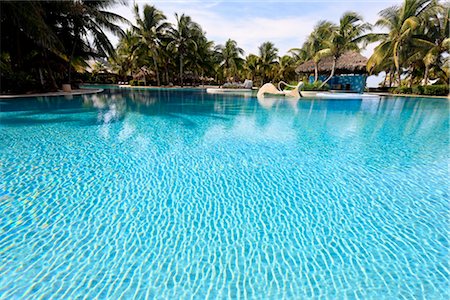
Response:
[1, 89, 448, 299]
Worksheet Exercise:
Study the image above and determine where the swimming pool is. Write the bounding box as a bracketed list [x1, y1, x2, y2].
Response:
[1, 88, 448, 299]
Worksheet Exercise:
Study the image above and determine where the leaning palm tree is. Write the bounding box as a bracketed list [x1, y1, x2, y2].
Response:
[134, 4, 169, 86]
[167, 13, 202, 87]
[215, 39, 244, 82]
[65, 0, 129, 85]
[367, 0, 439, 85]
[317, 12, 371, 87]
[258, 41, 279, 84]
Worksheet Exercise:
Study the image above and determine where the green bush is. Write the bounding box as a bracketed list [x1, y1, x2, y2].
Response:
[394, 85, 448, 96]
[412, 85, 424, 95]
[0, 71, 42, 93]
[394, 86, 412, 94]
[129, 79, 146, 86]
[422, 85, 448, 96]
[302, 81, 329, 91]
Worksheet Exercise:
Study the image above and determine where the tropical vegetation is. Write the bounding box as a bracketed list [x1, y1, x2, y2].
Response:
[0, 0, 128, 93]
[1, 0, 448, 94]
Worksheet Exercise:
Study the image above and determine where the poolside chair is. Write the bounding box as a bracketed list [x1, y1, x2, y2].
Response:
[242, 79, 253, 89]
[257, 81, 303, 98]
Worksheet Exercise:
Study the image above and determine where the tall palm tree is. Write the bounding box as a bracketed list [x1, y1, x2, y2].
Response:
[290, 21, 335, 83]
[367, 0, 439, 85]
[317, 12, 371, 87]
[111, 30, 140, 80]
[189, 37, 215, 86]
[215, 39, 244, 81]
[134, 4, 169, 86]
[0, 0, 128, 90]
[258, 41, 279, 84]
[65, 0, 129, 84]
[421, 3, 449, 84]
[167, 13, 202, 87]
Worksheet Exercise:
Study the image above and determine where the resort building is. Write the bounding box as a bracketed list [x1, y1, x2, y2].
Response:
[296, 51, 368, 93]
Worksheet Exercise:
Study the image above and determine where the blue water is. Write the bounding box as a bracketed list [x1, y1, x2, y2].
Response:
[1, 88, 448, 299]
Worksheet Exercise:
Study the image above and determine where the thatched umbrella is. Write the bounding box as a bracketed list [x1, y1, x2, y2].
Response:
[296, 51, 368, 75]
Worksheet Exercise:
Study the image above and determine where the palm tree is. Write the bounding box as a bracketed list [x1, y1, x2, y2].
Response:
[215, 39, 244, 82]
[111, 30, 140, 80]
[367, 0, 439, 85]
[189, 36, 215, 86]
[421, 3, 449, 84]
[0, 0, 128, 91]
[317, 12, 371, 87]
[258, 41, 279, 84]
[65, 0, 129, 85]
[134, 4, 169, 86]
[290, 21, 335, 83]
[244, 54, 260, 82]
[167, 13, 202, 87]
[276, 55, 297, 82]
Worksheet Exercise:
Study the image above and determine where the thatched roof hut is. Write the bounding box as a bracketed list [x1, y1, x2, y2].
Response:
[133, 68, 155, 80]
[296, 51, 368, 75]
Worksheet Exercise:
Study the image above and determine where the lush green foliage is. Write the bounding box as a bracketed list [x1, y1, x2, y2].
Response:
[367, 0, 449, 87]
[1, 0, 448, 93]
[302, 81, 330, 91]
[394, 85, 449, 96]
[0, 0, 128, 93]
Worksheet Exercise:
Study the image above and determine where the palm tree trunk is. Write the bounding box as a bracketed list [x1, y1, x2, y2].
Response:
[394, 43, 401, 87]
[201, 70, 204, 87]
[179, 55, 184, 87]
[381, 72, 387, 87]
[320, 56, 336, 88]
[423, 65, 429, 86]
[44, 51, 58, 90]
[68, 40, 77, 86]
[408, 65, 414, 88]
[153, 55, 160, 86]
[313, 61, 318, 83]
[387, 68, 393, 87]
[39, 68, 44, 87]
[164, 63, 169, 85]
[194, 69, 198, 87]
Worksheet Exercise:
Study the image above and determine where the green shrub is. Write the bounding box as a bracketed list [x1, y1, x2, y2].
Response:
[302, 81, 329, 91]
[129, 79, 137, 86]
[395, 85, 448, 96]
[412, 85, 424, 95]
[422, 85, 448, 96]
[393, 86, 412, 94]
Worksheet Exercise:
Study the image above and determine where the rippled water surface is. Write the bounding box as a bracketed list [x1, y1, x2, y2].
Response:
[1, 88, 449, 299]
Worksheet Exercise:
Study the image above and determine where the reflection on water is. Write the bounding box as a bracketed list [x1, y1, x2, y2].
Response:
[5, 87, 446, 179]
[1, 89, 448, 143]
